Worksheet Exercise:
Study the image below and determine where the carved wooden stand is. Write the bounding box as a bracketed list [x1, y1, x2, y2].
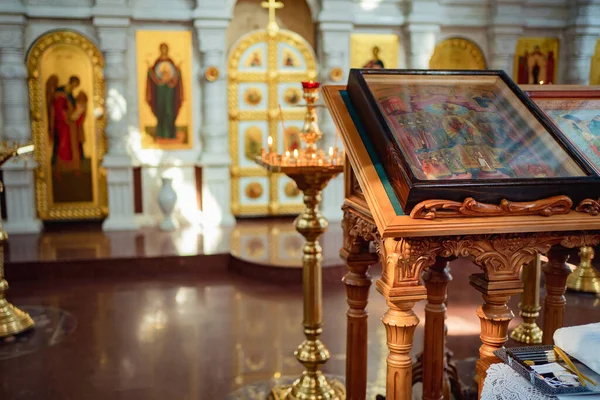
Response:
[340, 208, 600, 400]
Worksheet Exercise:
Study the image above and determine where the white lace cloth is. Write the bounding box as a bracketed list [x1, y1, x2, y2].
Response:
[481, 363, 555, 400]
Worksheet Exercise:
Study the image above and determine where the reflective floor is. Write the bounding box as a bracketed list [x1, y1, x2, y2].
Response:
[1, 254, 599, 399]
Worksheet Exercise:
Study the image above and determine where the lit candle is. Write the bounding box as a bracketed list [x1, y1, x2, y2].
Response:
[267, 136, 273, 153]
[539, 80, 544, 85]
[328, 146, 334, 158]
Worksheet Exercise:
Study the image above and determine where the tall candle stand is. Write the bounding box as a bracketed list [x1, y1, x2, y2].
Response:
[0, 142, 35, 337]
[256, 81, 345, 400]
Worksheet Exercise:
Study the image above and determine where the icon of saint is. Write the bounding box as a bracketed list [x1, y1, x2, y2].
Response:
[46, 75, 87, 177]
[146, 43, 184, 140]
[363, 46, 385, 69]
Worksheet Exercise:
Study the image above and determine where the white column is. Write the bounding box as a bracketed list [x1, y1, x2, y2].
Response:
[195, 19, 235, 228]
[404, 0, 441, 69]
[94, 16, 139, 231]
[318, 22, 352, 222]
[0, 14, 42, 234]
[565, 1, 600, 84]
[487, 0, 525, 78]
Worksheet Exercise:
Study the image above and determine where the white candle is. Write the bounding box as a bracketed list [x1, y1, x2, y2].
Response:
[267, 136, 273, 153]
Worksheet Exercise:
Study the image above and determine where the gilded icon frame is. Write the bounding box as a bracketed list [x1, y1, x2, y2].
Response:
[26, 30, 108, 221]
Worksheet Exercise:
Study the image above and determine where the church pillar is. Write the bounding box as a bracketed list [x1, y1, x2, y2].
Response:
[195, 19, 235, 228]
[487, 1, 525, 78]
[94, 16, 139, 231]
[565, 0, 600, 84]
[318, 19, 352, 222]
[0, 13, 42, 234]
[405, 24, 440, 69]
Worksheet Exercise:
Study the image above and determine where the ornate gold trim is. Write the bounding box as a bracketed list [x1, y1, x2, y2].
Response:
[27, 30, 108, 221]
[410, 196, 573, 220]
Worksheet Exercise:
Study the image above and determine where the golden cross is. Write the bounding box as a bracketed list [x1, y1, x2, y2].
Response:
[261, 0, 284, 34]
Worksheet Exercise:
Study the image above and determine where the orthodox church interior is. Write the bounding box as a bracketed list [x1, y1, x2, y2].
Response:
[1, 0, 600, 399]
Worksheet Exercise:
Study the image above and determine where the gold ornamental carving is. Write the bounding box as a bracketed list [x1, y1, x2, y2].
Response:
[329, 67, 343, 82]
[245, 182, 264, 199]
[204, 66, 219, 82]
[26, 30, 108, 221]
[410, 195, 573, 220]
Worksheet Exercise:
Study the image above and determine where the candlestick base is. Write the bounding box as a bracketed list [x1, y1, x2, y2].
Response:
[268, 376, 345, 400]
[510, 314, 543, 344]
[567, 246, 600, 294]
[0, 297, 35, 337]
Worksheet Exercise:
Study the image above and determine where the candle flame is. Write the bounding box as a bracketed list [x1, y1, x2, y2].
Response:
[285, 151, 290, 157]
[539, 80, 544, 85]
[328, 146, 333, 156]
[293, 149, 299, 158]
[16, 144, 34, 155]
[267, 136, 273, 145]
[311, 153, 316, 159]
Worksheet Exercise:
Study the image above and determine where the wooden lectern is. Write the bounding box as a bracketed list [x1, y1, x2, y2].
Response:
[323, 70, 600, 400]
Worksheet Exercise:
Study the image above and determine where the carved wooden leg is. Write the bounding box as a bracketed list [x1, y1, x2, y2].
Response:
[542, 246, 571, 345]
[382, 299, 421, 400]
[469, 274, 522, 398]
[341, 234, 378, 399]
[422, 259, 452, 400]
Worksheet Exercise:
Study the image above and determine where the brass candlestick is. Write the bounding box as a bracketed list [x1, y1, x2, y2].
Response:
[0, 141, 35, 337]
[256, 81, 345, 400]
[511, 254, 543, 344]
[567, 246, 600, 293]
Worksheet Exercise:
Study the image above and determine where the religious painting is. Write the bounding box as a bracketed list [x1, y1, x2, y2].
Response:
[350, 34, 399, 69]
[26, 30, 108, 221]
[590, 39, 600, 85]
[513, 38, 559, 85]
[346, 70, 599, 212]
[282, 49, 299, 68]
[429, 38, 486, 70]
[283, 126, 302, 152]
[526, 88, 600, 174]
[244, 87, 263, 106]
[136, 30, 192, 149]
[283, 87, 302, 105]
[244, 126, 263, 161]
[245, 49, 263, 68]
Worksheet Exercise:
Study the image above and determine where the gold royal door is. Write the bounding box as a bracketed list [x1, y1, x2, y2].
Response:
[228, 28, 317, 217]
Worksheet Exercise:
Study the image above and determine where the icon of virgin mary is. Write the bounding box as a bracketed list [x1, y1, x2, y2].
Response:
[146, 43, 184, 139]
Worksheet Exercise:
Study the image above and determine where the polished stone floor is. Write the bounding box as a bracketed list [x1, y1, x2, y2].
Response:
[1, 254, 599, 399]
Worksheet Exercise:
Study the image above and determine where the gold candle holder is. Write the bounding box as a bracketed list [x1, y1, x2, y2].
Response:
[0, 141, 35, 337]
[256, 82, 345, 400]
[511, 254, 543, 344]
[567, 246, 600, 294]
[300, 81, 322, 155]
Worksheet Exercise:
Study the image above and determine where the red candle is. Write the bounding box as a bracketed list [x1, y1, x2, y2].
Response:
[302, 81, 320, 89]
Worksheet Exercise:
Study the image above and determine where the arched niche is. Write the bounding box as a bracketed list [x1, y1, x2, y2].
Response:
[226, 0, 315, 51]
[429, 37, 487, 70]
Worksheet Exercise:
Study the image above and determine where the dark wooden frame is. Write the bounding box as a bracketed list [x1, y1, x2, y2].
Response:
[346, 69, 600, 213]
